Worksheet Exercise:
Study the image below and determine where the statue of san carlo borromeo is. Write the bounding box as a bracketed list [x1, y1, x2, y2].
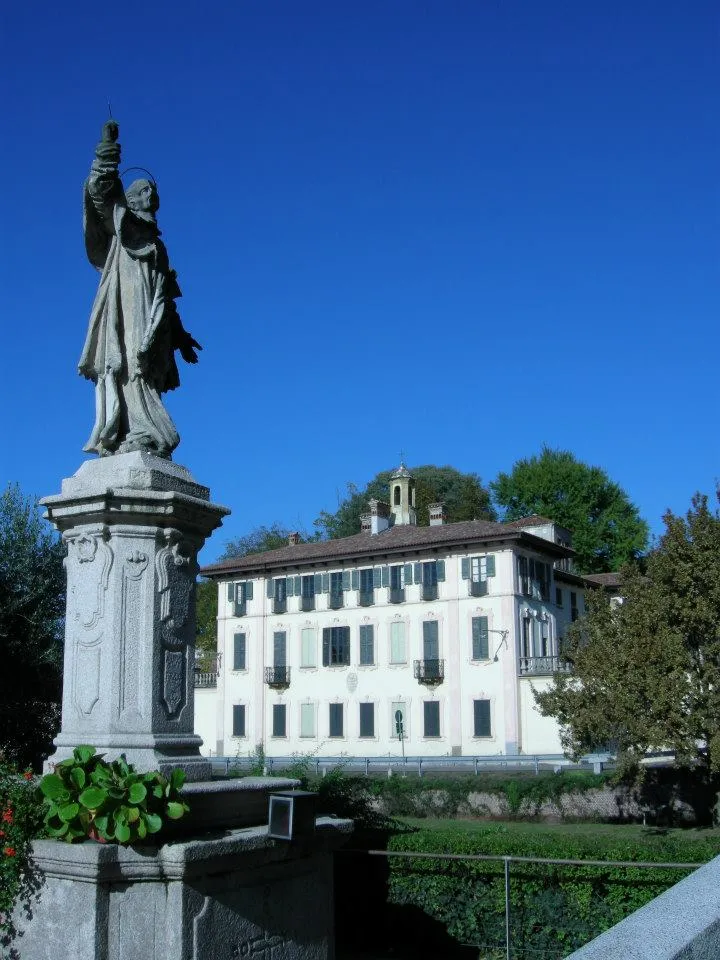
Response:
[79, 121, 201, 458]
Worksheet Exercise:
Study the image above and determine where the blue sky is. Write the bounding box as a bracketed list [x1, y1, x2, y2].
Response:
[1, 1, 718, 563]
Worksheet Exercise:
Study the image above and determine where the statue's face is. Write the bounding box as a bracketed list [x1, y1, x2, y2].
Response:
[127, 180, 159, 214]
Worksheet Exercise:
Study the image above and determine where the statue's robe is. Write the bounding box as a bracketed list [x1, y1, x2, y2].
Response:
[79, 173, 182, 458]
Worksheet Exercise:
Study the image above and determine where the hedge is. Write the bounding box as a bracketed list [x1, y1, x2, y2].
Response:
[386, 825, 720, 957]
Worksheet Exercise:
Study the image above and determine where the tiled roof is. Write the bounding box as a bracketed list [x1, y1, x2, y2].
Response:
[584, 572, 622, 589]
[503, 515, 557, 528]
[202, 518, 573, 579]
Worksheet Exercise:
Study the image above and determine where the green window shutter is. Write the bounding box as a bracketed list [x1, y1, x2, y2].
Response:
[359, 702, 374, 737]
[272, 704, 286, 738]
[351, 569, 359, 590]
[422, 620, 439, 659]
[474, 699, 491, 737]
[285, 577, 293, 597]
[245, 581, 254, 601]
[313, 573, 321, 593]
[404, 563, 413, 585]
[436, 560, 445, 582]
[461, 558, 470, 580]
[329, 703, 343, 737]
[294, 575, 301, 595]
[381, 566, 390, 587]
[359, 625, 374, 665]
[472, 617, 489, 660]
[423, 701, 440, 737]
[233, 632, 246, 670]
[232, 704, 245, 737]
[342, 570, 351, 591]
[486, 555, 496, 577]
[321, 572, 329, 592]
[413, 563, 422, 584]
[273, 631, 287, 667]
[322, 628, 330, 667]
[227, 583, 235, 603]
[266, 578, 274, 599]
[373, 567, 383, 588]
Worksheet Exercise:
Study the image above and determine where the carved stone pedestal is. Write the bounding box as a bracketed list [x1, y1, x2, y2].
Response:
[41, 452, 229, 780]
[14, 818, 352, 960]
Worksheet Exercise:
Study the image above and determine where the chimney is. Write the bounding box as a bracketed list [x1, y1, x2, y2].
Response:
[429, 502, 446, 526]
[360, 514, 372, 533]
[368, 498, 390, 535]
[288, 532, 301, 545]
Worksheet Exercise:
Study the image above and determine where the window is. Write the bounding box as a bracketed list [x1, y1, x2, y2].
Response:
[329, 703, 344, 737]
[521, 616, 532, 658]
[571, 592, 579, 622]
[300, 702, 316, 737]
[392, 701, 408, 739]
[389, 564, 407, 603]
[518, 557, 551, 600]
[556, 586, 563, 607]
[423, 701, 440, 737]
[300, 575, 315, 612]
[232, 704, 246, 737]
[414, 560, 445, 600]
[390, 621, 406, 663]
[358, 567, 375, 606]
[394, 485, 401, 505]
[228, 580, 253, 616]
[474, 699, 491, 737]
[272, 703, 286, 737]
[271, 577, 287, 614]
[232, 632, 246, 671]
[300, 628, 316, 668]
[422, 620, 439, 660]
[471, 617, 489, 660]
[329, 571, 344, 609]
[322, 626, 350, 666]
[273, 631, 287, 667]
[359, 702, 375, 737]
[461, 556, 496, 596]
[359, 625, 375, 665]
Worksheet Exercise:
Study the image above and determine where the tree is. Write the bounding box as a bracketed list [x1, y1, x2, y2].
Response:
[491, 447, 648, 573]
[195, 579, 217, 660]
[315, 465, 496, 540]
[219, 523, 319, 562]
[0, 485, 65, 769]
[535, 491, 720, 820]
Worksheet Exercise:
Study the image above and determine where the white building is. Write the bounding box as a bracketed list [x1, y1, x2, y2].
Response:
[199, 466, 587, 759]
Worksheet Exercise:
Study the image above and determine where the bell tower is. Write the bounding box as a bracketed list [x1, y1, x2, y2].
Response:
[390, 463, 417, 526]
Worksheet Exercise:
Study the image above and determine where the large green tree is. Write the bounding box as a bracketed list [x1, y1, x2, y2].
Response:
[535, 491, 720, 819]
[491, 447, 648, 573]
[315, 465, 496, 540]
[0, 485, 65, 769]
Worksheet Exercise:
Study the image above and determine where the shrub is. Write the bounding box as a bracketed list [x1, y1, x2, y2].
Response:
[0, 763, 44, 955]
[387, 825, 718, 956]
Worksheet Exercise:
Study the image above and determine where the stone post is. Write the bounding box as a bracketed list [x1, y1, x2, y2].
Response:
[41, 451, 229, 780]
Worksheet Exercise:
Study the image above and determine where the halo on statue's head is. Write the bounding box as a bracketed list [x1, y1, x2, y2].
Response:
[120, 166, 157, 189]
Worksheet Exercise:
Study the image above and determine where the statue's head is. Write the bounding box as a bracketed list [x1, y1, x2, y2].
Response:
[126, 178, 159, 215]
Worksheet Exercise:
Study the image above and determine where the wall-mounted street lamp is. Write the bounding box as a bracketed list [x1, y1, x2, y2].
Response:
[487, 628, 509, 663]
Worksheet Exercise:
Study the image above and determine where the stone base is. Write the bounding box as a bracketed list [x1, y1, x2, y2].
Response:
[48, 731, 213, 782]
[13, 818, 352, 960]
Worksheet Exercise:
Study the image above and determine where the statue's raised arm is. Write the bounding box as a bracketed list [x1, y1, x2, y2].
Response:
[78, 120, 201, 460]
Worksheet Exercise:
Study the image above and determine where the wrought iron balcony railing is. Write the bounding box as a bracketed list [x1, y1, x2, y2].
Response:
[272, 598, 287, 615]
[388, 587, 405, 604]
[413, 658, 445, 685]
[518, 656, 571, 677]
[421, 584, 438, 601]
[300, 596, 315, 612]
[328, 591, 344, 610]
[265, 666, 291, 688]
[469, 580, 488, 597]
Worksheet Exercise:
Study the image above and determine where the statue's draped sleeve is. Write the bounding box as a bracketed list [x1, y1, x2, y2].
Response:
[83, 149, 123, 269]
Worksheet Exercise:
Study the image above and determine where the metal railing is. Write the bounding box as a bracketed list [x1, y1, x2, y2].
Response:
[264, 666, 291, 688]
[421, 584, 438, 601]
[518, 655, 572, 676]
[388, 587, 405, 604]
[413, 658, 445, 684]
[358, 589, 374, 607]
[328, 591, 344, 610]
[341, 847, 702, 960]
[272, 597, 287, 615]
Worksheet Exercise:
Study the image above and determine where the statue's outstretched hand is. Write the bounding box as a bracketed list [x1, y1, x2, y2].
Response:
[177, 330, 202, 365]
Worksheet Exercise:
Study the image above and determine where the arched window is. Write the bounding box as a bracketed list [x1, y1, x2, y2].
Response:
[394, 485, 401, 505]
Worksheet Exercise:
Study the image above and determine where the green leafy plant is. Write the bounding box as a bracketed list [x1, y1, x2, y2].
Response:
[39, 746, 189, 844]
[0, 763, 44, 955]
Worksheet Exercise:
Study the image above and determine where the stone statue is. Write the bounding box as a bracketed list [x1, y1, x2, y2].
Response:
[79, 121, 201, 458]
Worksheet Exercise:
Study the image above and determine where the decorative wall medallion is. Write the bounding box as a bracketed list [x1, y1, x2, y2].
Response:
[76, 535, 98, 563]
[347, 672, 358, 693]
[69, 533, 113, 630]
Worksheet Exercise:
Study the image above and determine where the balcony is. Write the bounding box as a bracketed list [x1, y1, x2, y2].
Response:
[265, 666, 291, 689]
[413, 658, 445, 685]
[469, 580, 488, 598]
[388, 587, 405, 604]
[518, 656, 571, 677]
[272, 598, 287, 615]
[358, 589, 374, 607]
[421, 584, 438, 601]
[194, 668, 218, 688]
[328, 590, 344, 610]
[300, 596, 315, 612]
